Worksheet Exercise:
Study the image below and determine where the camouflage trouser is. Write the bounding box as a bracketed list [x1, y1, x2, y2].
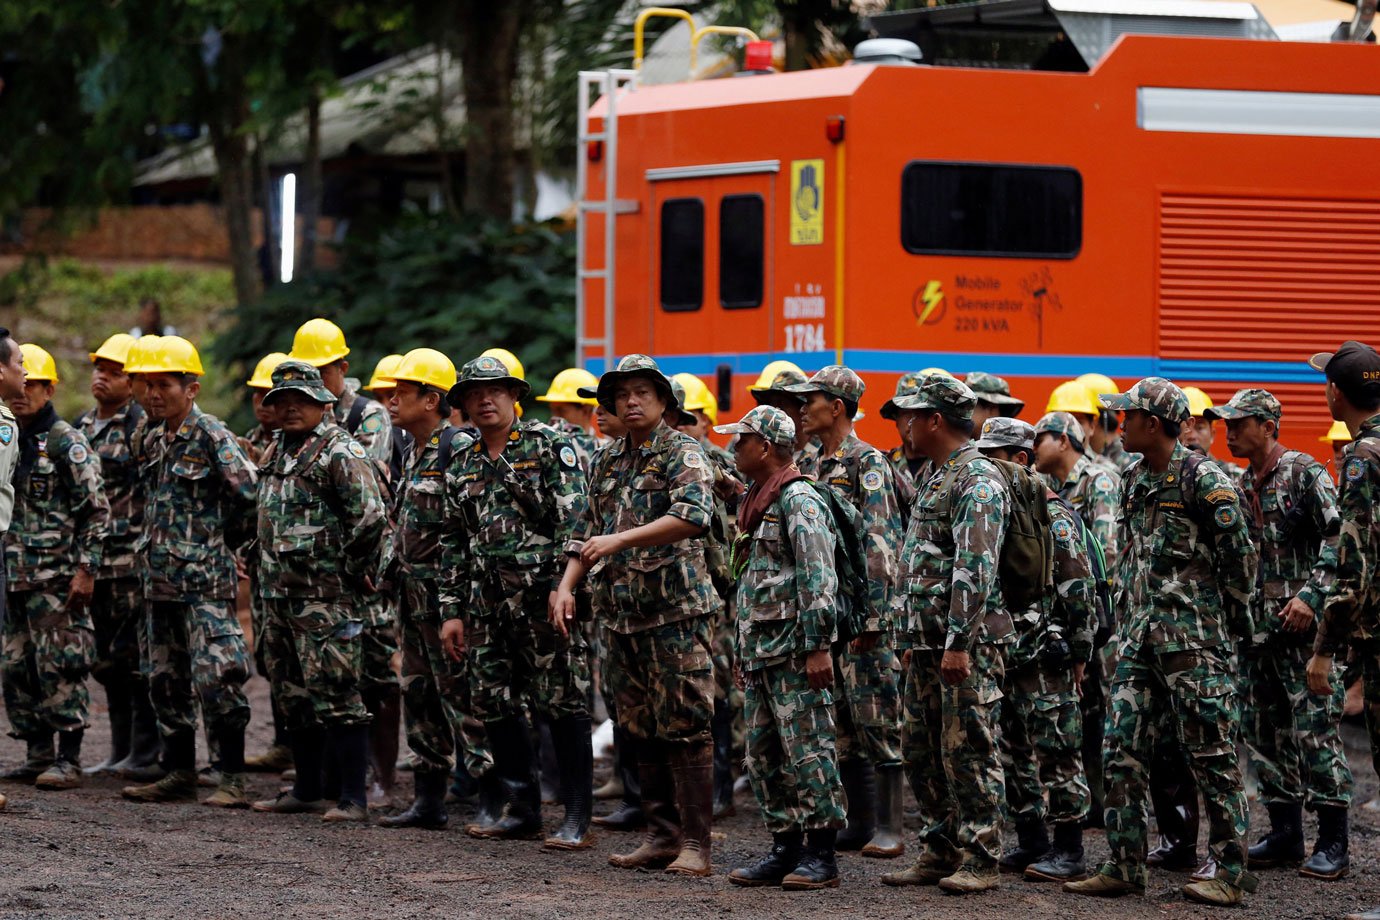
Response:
[259, 597, 370, 731]
[833, 632, 903, 767]
[358, 595, 399, 696]
[2, 589, 94, 738]
[1243, 643, 1351, 808]
[467, 564, 589, 723]
[744, 658, 846, 833]
[902, 645, 1006, 869]
[1102, 646, 1248, 887]
[90, 576, 143, 687]
[145, 599, 251, 738]
[999, 663, 1088, 825]
[607, 616, 714, 746]
[398, 577, 489, 777]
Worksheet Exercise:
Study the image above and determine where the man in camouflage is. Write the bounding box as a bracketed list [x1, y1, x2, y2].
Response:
[1076, 374, 1139, 474]
[750, 367, 811, 452]
[121, 336, 257, 808]
[248, 361, 387, 822]
[439, 354, 594, 850]
[718, 406, 846, 890]
[973, 418, 1096, 882]
[882, 374, 1010, 893]
[552, 354, 720, 877]
[0, 329, 22, 810]
[1303, 342, 1380, 920]
[1065, 377, 1257, 906]
[787, 365, 905, 859]
[965, 372, 1025, 433]
[1183, 387, 1246, 480]
[2, 344, 110, 789]
[536, 367, 603, 471]
[879, 373, 929, 520]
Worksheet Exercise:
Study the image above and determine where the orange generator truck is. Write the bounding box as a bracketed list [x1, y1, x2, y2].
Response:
[575, 2, 1380, 451]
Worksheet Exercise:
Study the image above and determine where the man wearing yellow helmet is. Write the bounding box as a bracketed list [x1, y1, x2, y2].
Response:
[1, 344, 110, 791]
[289, 319, 394, 463]
[537, 368, 602, 471]
[879, 373, 931, 521]
[1181, 387, 1245, 479]
[76, 335, 159, 781]
[1047, 380, 1119, 475]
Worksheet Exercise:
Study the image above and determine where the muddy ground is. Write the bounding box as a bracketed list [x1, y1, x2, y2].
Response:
[0, 676, 1376, 920]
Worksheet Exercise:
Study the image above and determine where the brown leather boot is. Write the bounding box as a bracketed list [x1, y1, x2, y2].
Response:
[664, 741, 713, 877]
[609, 745, 681, 869]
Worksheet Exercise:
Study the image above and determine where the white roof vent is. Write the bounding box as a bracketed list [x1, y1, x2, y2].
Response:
[851, 37, 924, 64]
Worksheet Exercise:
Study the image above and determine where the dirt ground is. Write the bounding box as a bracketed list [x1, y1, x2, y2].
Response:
[0, 676, 1377, 920]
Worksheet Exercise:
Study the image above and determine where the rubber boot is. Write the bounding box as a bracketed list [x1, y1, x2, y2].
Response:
[113, 683, 164, 781]
[365, 685, 401, 808]
[1299, 804, 1349, 880]
[711, 699, 736, 819]
[204, 724, 248, 808]
[1079, 658, 1106, 828]
[609, 742, 682, 869]
[665, 741, 713, 877]
[1146, 747, 1199, 870]
[863, 764, 905, 858]
[1248, 802, 1305, 868]
[323, 723, 370, 822]
[3, 735, 55, 782]
[729, 831, 804, 887]
[378, 770, 449, 829]
[544, 713, 596, 850]
[85, 679, 132, 775]
[467, 715, 542, 839]
[835, 759, 877, 851]
[782, 829, 841, 890]
[1026, 821, 1088, 882]
[471, 768, 505, 830]
[254, 724, 326, 813]
[538, 718, 559, 805]
[36, 729, 85, 790]
[594, 725, 645, 831]
[1000, 814, 1051, 873]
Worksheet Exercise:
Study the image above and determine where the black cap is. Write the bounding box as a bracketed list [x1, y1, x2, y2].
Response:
[1308, 341, 1380, 400]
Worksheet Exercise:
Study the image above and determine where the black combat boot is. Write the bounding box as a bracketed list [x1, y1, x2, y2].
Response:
[471, 768, 505, 829]
[594, 725, 645, 831]
[254, 725, 327, 814]
[467, 715, 543, 839]
[782, 829, 841, 890]
[711, 699, 736, 819]
[543, 713, 595, 850]
[1000, 814, 1051, 873]
[3, 735, 55, 782]
[86, 679, 133, 775]
[1248, 802, 1305, 868]
[1299, 805, 1349, 880]
[863, 764, 905, 858]
[113, 682, 165, 781]
[835, 759, 877, 851]
[730, 831, 805, 887]
[377, 769, 449, 829]
[1026, 821, 1087, 881]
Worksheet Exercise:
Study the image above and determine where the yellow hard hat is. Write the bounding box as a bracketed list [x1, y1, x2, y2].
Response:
[672, 373, 718, 425]
[90, 333, 137, 367]
[481, 347, 525, 380]
[367, 354, 404, 392]
[290, 317, 350, 367]
[388, 348, 458, 392]
[748, 359, 804, 392]
[20, 343, 59, 383]
[246, 352, 290, 389]
[919, 367, 954, 378]
[536, 368, 600, 405]
[1046, 380, 1098, 416]
[123, 335, 162, 375]
[1182, 386, 1214, 418]
[144, 336, 205, 376]
[1321, 420, 1352, 443]
[1076, 373, 1119, 399]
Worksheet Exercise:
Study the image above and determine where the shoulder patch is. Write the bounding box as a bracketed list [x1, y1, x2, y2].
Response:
[1203, 488, 1237, 505]
[801, 499, 821, 520]
[1051, 517, 1074, 545]
[559, 445, 578, 468]
[361, 413, 383, 434]
[0, 423, 13, 446]
[1093, 472, 1114, 493]
[67, 442, 89, 465]
[683, 450, 704, 470]
[972, 481, 995, 504]
[216, 442, 237, 465]
[347, 441, 368, 460]
[1345, 456, 1367, 483]
[861, 469, 884, 491]
[1214, 504, 1239, 529]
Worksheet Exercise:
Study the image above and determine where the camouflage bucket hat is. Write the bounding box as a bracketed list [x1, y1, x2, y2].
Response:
[714, 405, 796, 447]
[1034, 411, 1086, 449]
[749, 368, 809, 406]
[1204, 387, 1282, 424]
[262, 359, 338, 406]
[880, 372, 923, 421]
[593, 354, 675, 414]
[965, 371, 1025, 409]
[1100, 376, 1190, 424]
[447, 354, 532, 408]
[784, 365, 866, 404]
[891, 373, 978, 420]
[667, 377, 698, 427]
[974, 417, 1035, 451]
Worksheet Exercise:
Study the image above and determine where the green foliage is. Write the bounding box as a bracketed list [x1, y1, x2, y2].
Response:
[213, 211, 575, 430]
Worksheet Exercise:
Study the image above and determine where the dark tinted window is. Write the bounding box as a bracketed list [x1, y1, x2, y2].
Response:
[660, 198, 704, 312]
[719, 195, 764, 309]
[901, 161, 1082, 258]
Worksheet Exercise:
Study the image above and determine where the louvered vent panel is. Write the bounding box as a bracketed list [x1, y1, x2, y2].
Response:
[1158, 193, 1380, 362]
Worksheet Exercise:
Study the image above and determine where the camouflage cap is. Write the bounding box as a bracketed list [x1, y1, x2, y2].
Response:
[749, 368, 808, 406]
[666, 377, 698, 427]
[714, 405, 796, 447]
[891, 373, 978, 420]
[1204, 387, 1282, 424]
[1100, 376, 1190, 424]
[880, 372, 923, 421]
[784, 365, 866, 404]
[974, 416, 1035, 451]
[447, 354, 532, 408]
[1034, 411, 1086, 449]
[262, 359, 337, 406]
[592, 354, 675, 414]
[965, 371, 1025, 408]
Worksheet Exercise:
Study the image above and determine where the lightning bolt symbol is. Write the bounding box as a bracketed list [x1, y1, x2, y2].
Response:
[918, 281, 943, 324]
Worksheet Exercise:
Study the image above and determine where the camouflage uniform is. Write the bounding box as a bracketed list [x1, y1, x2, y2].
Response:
[1096, 379, 1257, 890]
[879, 372, 927, 523]
[3, 410, 109, 739]
[238, 423, 275, 466]
[892, 376, 1011, 872]
[965, 372, 1025, 419]
[1102, 436, 1140, 474]
[1049, 452, 1120, 563]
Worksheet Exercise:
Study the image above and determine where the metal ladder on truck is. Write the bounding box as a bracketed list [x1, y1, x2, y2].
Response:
[575, 69, 637, 372]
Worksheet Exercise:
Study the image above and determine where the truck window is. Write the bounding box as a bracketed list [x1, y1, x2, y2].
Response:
[660, 197, 704, 312]
[720, 194, 765, 309]
[900, 161, 1082, 259]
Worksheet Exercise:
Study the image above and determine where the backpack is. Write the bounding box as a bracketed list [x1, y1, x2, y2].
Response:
[1052, 493, 1114, 647]
[802, 480, 873, 646]
[1179, 451, 1250, 525]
